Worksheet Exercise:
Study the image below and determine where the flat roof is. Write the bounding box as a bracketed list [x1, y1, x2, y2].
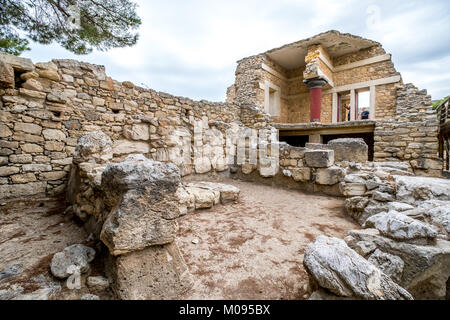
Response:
[262, 30, 380, 70]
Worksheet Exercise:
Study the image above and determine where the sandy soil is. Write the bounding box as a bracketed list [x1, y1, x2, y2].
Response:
[178, 178, 360, 300]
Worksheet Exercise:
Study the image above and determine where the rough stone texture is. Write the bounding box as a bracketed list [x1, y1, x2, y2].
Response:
[395, 175, 450, 204]
[346, 229, 450, 300]
[185, 181, 240, 205]
[328, 138, 368, 163]
[303, 236, 413, 300]
[305, 150, 334, 168]
[50, 244, 96, 279]
[87, 276, 110, 291]
[108, 242, 193, 300]
[374, 84, 441, 177]
[0, 52, 34, 71]
[100, 155, 181, 255]
[74, 131, 113, 164]
[315, 166, 345, 185]
[368, 249, 405, 283]
[0, 61, 15, 89]
[365, 211, 438, 242]
[184, 184, 220, 209]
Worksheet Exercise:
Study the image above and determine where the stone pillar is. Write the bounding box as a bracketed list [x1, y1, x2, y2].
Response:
[305, 78, 328, 123]
[100, 154, 193, 299]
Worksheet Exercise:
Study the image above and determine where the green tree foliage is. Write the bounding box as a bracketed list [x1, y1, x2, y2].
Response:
[0, 0, 142, 56]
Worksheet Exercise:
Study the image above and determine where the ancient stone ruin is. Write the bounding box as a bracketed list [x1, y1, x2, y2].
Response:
[0, 31, 449, 300]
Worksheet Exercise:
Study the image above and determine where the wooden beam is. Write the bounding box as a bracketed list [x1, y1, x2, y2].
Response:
[279, 125, 375, 136]
[323, 75, 401, 94]
[334, 54, 392, 72]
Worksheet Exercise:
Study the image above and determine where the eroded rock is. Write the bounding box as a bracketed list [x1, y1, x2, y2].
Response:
[50, 244, 96, 279]
[304, 236, 413, 300]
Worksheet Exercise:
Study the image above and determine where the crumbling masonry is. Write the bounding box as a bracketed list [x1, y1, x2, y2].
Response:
[0, 31, 449, 300]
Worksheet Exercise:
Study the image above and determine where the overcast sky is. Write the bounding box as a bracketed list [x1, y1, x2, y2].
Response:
[22, 0, 450, 101]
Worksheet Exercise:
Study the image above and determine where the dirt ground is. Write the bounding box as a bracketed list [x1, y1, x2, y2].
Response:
[178, 178, 360, 300]
[0, 178, 359, 300]
[0, 197, 110, 300]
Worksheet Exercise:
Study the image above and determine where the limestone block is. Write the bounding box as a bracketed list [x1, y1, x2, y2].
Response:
[395, 175, 450, 204]
[0, 52, 34, 72]
[365, 211, 438, 242]
[346, 229, 450, 300]
[0, 166, 20, 176]
[368, 249, 404, 283]
[184, 185, 220, 209]
[0, 61, 15, 88]
[315, 166, 345, 185]
[0, 124, 12, 138]
[9, 154, 32, 164]
[22, 78, 43, 91]
[110, 242, 193, 300]
[112, 140, 149, 156]
[328, 138, 368, 163]
[123, 124, 150, 141]
[194, 157, 211, 174]
[291, 168, 311, 182]
[186, 182, 239, 204]
[340, 182, 367, 197]
[0, 182, 47, 199]
[42, 129, 66, 141]
[100, 155, 181, 255]
[38, 69, 61, 82]
[14, 123, 42, 135]
[305, 150, 334, 168]
[74, 131, 113, 164]
[304, 236, 413, 300]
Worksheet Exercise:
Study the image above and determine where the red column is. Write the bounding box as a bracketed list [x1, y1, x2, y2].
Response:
[305, 78, 327, 123]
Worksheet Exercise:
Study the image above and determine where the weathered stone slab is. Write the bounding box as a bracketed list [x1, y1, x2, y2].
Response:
[0, 182, 47, 199]
[305, 150, 334, 168]
[112, 140, 150, 156]
[0, 61, 15, 88]
[0, 52, 34, 72]
[304, 236, 413, 300]
[394, 175, 450, 204]
[346, 229, 450, 300]
[74, 131, 113, 164]
[100, 155, 181, 255]
[328, 138, 368, 163]
[365, 211, 438, 242]
[315, 166, 345, 185]
[109, 242, 193, 300]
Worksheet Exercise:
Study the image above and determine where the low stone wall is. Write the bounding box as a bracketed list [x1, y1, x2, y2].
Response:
[0, 56, 268, 200]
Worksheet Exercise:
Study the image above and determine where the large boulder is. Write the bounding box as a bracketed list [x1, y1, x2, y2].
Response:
[50, 244, 96, 279]
[304, 236, 413, 300]
[328, 138, 368, 163]
[100, 155, 181, 255]
[346, 229, 450, 299]
[395, 175, 450, 204]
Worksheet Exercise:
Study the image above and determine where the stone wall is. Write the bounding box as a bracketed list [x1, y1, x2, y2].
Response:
[0, 56, 259, 199]
[374, 84, 442, 177]
[230, 43, 401, 124]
